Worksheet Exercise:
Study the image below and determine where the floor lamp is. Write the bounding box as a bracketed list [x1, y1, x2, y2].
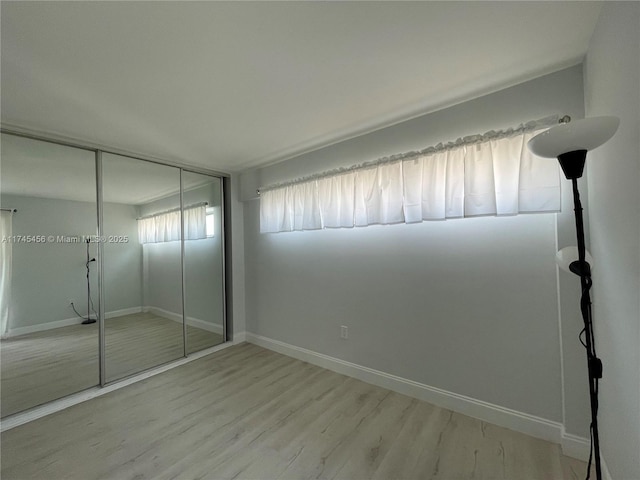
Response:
[83, 238, 97, 325]
[528, 116, 619, 480]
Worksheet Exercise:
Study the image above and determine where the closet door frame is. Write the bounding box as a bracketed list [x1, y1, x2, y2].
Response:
[96, 150, 106, 386]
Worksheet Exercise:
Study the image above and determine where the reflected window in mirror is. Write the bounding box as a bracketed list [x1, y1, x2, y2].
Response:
[206, 207, 215, 237]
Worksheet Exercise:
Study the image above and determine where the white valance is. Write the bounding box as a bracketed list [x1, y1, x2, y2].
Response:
[138, 204, 207, 244]
[1, 210, 14, 338]
[260, 119, 561, 233]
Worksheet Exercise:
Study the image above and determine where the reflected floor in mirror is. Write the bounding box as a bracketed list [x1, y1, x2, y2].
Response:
[1, 343, 592, 480]
[0, 313, 223, 417]
[105, 312, 223, 382]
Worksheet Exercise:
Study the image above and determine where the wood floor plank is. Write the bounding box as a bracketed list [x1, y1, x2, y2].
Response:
[1, 343, 590, 480]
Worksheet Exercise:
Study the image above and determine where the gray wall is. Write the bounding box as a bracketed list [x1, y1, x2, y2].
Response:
[584, 3, 640, 478]
[140, 181, 224, 326]
[4, 194, 141, 330]
[241, 66, 587, 425]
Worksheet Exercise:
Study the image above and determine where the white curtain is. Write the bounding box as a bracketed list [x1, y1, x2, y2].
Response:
[138, 204, 207, 244]
[1, 211, 13, 338]
[260, 127, 560, 233]
[317, 172, 356, 228]
[183, 205, 207, 240]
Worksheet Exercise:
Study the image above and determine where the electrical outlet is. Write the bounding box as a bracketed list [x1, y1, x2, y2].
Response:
[340, 325, 348, 339]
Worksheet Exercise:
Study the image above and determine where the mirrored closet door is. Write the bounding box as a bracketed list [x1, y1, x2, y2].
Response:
[102, 154, 185, 382]
[0, 133, 99, 416]
[182, 171, 225, 354]
[1, 131, 228, 417]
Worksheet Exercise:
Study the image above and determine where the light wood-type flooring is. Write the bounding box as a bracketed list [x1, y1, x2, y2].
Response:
[0, 313, 223, 417]
[1, 342, 591, 479]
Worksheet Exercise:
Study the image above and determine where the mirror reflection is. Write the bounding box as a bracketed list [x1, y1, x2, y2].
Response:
[0, 133, 99, 416]
[1, 134, 227, 415]
[183, 171, 225, 354]
[102, 154, 185, 382]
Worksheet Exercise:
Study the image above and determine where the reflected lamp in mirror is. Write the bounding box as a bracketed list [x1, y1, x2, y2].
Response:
[556, 246, 594, 277]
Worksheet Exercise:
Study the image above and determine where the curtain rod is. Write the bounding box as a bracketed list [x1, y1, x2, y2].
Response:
[1, 208, 17, 213]
[136, 202, 208, 221]
[258, 114, 569, 195]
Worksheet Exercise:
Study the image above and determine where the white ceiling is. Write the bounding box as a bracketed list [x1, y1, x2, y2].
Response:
[1, 1, 602, 173]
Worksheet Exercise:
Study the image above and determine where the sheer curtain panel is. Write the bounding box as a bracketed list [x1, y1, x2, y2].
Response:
[138, 204, 207, 244]
[260, 125, 561, 233]
[1, 211, 13, 337]
[183, 205, 208, 240]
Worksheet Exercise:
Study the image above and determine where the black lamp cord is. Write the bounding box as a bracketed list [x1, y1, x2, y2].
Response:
[581, 273, 601, 480]
[572, 179, 602, 480]
[86, 256, 98, 320]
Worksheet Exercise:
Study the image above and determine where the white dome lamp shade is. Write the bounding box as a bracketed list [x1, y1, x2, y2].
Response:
[528, 116, 619, 179]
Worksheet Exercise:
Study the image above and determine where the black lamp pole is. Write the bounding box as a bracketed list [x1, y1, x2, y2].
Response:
[82, 238, 97, 325]
[558, 149, 602, 480]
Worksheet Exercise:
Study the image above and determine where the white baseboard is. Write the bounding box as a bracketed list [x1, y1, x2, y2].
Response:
[561, 430, 591, 461]
[6, 317, 81, 337]
[145, 306, 223, 335]
[5, 307, 142, 338]
[5, 305, 224, 338]
[246, 333, 569, 447]
[105, 306, 143, 319]
[233, 331, 246, 343]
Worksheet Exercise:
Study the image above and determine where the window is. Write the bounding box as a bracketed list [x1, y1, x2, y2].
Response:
[206, 207, 214, 237]
[259, 122, 561, 233]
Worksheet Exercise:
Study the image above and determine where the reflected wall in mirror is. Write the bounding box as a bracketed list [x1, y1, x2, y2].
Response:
[102, 154, 184, 382]
[0, 133, 98, 417]
[182, 171, 225, 354]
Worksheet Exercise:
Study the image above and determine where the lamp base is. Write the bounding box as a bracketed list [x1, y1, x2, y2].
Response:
[557, 150, 587, 179]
